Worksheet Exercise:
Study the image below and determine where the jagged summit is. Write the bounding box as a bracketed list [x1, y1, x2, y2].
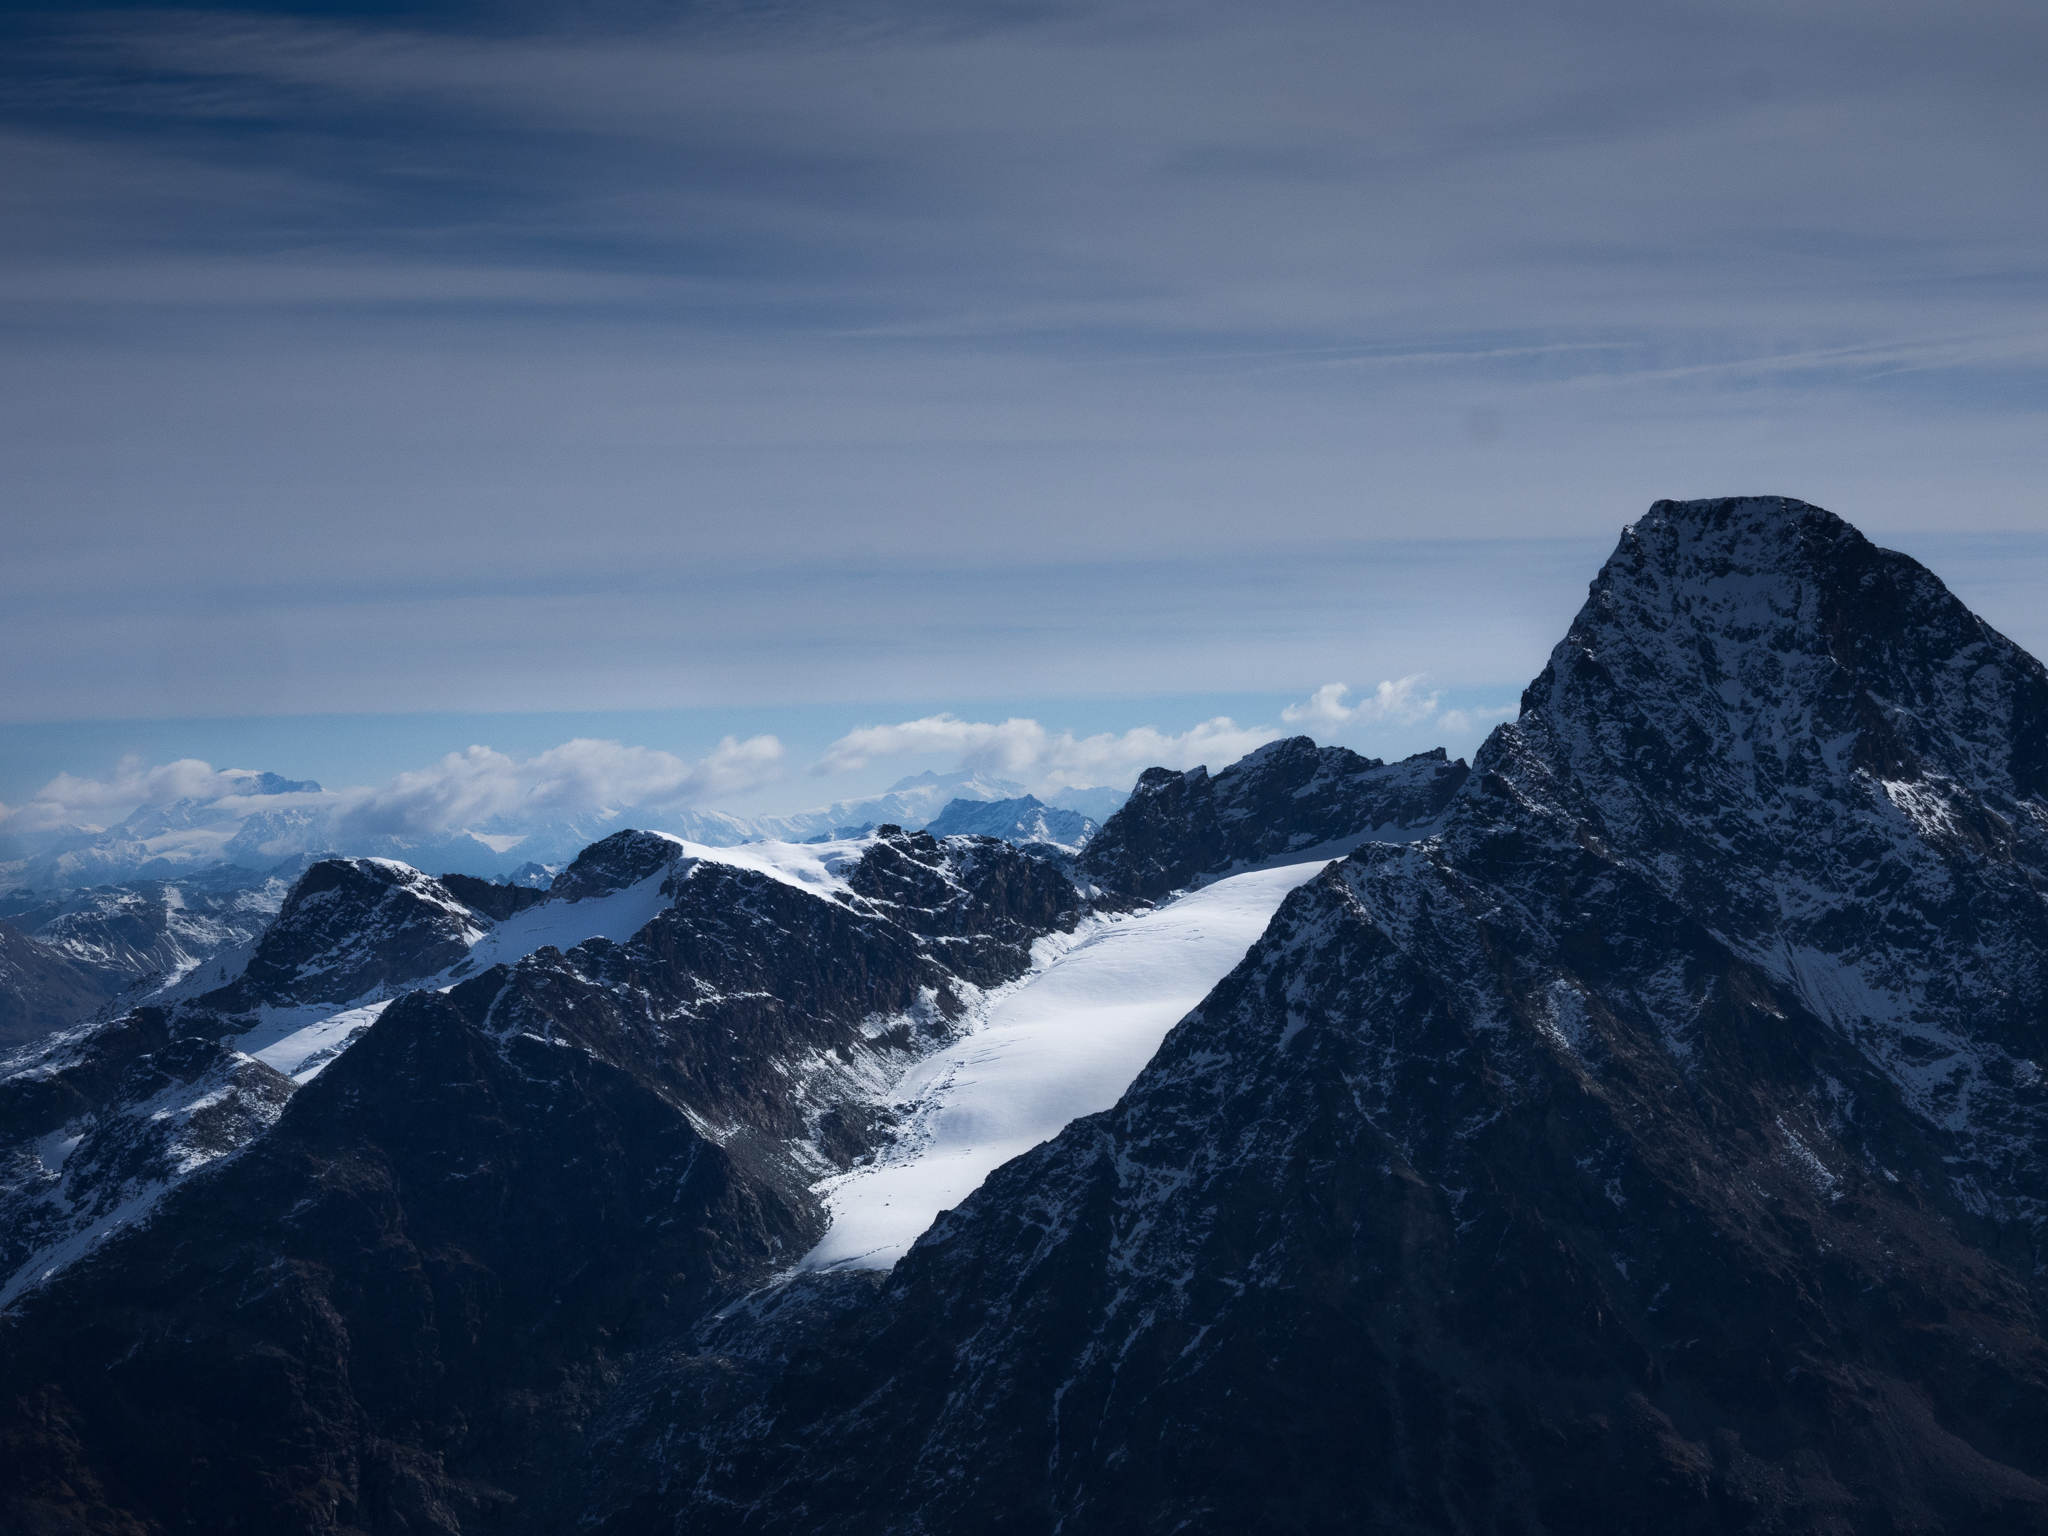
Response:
[1523, 494, 2047, 802]
[1478, 493, 2048, 1214]
[1078, 735, 1467, 903]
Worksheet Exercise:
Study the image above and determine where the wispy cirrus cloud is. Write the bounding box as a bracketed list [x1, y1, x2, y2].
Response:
[8, 0, 2048, 737]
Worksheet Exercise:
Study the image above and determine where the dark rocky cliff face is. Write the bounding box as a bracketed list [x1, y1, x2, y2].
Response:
[0, 980, 805, 1535]
[202, 857, 488, 1012]
[1077, 736, 1468, 904]
[584, 498, 2048, 1535]
[437, 872, 550, 924]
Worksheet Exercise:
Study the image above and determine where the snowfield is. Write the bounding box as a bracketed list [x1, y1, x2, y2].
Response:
[803, 858, 1335, 1271]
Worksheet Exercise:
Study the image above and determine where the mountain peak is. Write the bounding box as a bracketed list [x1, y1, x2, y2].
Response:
[882, 768, 1028, 798]
[1513, 492, 2048, 817]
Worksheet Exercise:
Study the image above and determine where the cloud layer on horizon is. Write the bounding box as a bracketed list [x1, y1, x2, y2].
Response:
[1, 675, 1517, 849]
[0, 735, 786, 840]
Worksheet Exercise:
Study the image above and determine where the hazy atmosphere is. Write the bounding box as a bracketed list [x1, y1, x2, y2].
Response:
[6, 0, 2046, 837]
[13, 9, 2048, 1528]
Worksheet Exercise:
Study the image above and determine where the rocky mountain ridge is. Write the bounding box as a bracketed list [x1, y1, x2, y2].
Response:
[0, 768, 1126, 894]
[0, 921, 123, 1048]
[0, 734, 1440, 1532]
[587, 496, 2048, 1534]
[0, 865, 301, 1038]
[8, 497, 2037, 1534]
[1076, 736, 1469, 904]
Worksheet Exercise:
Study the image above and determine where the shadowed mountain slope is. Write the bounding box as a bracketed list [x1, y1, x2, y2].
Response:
[593, 497, 2048, 1535]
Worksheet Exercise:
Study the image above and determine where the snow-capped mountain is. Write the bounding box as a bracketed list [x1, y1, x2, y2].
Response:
[9, 497, 2046, 1534]
[0, 866, 302, 1042]
[0, 922, 122, 1048]
[0, 776, 1116, 1045]
[0, 768, 1124, 894]
[0, 819, 1096, 1325]
[749, 769, 1031, 842]
[0, 773, 319, 890]
[1, 867, 295, 994]
[923, 793, 1097, 850]
[0, 831, 879, 1312]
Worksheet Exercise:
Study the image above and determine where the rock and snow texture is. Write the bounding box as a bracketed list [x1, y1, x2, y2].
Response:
[0, 824, 1075, 1316]
[922, 794, 1098, 852]
[579, 498, 2048, 1535]
[805, 858, 1334, 1270]
[1497, 496, 2048, 1218]
[1077, 736, 1468, 903]
[20, 496, 2048, 1535]
[0, 823, 1108, 1534]
[0, 832, 875, 1310]
[2, 767, 1131, 893]
[0, 716, 1459, 1532]
[0, 869, 295, 1038]
[0, 921, 123, 1047]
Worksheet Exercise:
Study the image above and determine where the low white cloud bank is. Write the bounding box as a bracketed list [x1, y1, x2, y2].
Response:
[0, 758, 266, 833]
[814, 714, 1282, 794]
[328, 735, 783, 839]
[1283, 678, 1518, 738]
[1435, 705, 1519, 735]
[1282, 676, 1441, 727]
[0, 735, 785, 839]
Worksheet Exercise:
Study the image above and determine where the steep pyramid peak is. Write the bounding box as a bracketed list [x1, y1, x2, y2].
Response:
[1497, 495, 2048, 853]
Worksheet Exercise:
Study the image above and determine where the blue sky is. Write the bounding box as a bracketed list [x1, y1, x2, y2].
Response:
[4, 0, 2046, 828]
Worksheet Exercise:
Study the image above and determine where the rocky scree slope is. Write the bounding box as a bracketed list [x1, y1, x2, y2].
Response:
[1077, 735, 1468, 904]
[585, 497, 2048, 1536]
[0, 826, 1092, 1533]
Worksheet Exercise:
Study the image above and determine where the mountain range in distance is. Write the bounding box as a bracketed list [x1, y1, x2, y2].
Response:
[0, 768, 1127, 896]
[6, 497, 2048, 1533]
[0, 777, 1115, 1041]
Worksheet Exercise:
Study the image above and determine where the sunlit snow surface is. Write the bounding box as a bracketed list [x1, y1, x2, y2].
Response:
[804, 859, 1334, 1271]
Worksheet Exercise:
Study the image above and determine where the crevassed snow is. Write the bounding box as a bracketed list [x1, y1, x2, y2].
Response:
[244, 1000, 395, 1082]
[803, 859, 1335, 1272]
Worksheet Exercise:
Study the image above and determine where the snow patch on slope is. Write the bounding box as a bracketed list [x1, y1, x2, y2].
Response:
[803, 859, 1335, 1271]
